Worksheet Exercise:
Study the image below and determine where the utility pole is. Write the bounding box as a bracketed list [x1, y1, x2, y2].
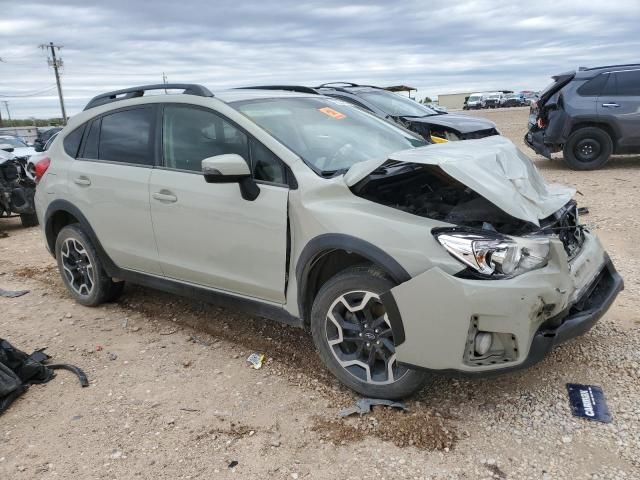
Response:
[162, 72, 168, 94]
[2, 100, 18, 135]
[40, 42, 67, 125]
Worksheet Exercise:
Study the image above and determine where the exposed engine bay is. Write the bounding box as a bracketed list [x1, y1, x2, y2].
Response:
[352, 161, 536, 235]
[351, 160, 585, 257]
[0, 153, 38, 227]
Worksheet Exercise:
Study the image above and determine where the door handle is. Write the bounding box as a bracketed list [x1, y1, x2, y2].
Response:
[152, 191, 178, 203]
[73, 176, 91, 186]
[602, 103, 620, 108]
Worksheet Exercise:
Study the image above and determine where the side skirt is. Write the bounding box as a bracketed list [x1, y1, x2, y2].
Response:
[115, 268, 303, 328]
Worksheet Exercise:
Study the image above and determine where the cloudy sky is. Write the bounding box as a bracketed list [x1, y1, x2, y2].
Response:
[1, 0, 639, 119]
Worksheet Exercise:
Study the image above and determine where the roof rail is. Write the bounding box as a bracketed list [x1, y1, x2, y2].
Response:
[316, 82, 360, 88]
[234, 85, 319, 94]
[83, 84, 213, 111]
[584, 63, 640, 71]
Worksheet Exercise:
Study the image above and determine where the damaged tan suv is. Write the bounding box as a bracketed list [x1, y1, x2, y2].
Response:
[34, 84, 623, 399]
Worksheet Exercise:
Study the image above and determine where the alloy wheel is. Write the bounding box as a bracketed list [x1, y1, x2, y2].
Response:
[60, 238, 95, 296]
[325, 290, 408, 385]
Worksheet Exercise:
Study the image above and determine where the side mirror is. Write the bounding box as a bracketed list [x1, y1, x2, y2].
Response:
[0, 144, 14, 153]
[201, 154, 260, 201]
[34, 142, 44, 153]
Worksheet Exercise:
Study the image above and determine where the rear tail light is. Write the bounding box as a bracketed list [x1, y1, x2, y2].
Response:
[34, 157, 51, 183]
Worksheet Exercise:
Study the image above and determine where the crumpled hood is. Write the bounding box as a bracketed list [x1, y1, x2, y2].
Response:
[403, 113, 496, 134]
[344, 136, 575, 226]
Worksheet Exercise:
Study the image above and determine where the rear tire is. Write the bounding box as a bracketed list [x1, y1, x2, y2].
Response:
[20, 213, 38, 228]
[563, 127, 612, 170]
[310, 265, 429, 399]
[54, 224, 120, 307]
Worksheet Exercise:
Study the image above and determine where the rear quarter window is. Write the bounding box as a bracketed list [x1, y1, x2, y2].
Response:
[63, 125, 85, 157]
[577, 74, 609, 96]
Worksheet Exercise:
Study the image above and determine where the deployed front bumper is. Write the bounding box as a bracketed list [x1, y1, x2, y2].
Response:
[385, 232, 623, 374]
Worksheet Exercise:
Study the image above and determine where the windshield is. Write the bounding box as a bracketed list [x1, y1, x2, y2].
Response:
[357, 90, 438, 117]
[233, 97, 426, 174]
[468, 96, 481, 101]
[0, 136, 28, 148]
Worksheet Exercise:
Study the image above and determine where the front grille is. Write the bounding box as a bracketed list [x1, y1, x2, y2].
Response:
[539, 201, 585, 259]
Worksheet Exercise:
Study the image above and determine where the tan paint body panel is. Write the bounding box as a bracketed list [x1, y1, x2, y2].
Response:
[390, 232, 606, 371]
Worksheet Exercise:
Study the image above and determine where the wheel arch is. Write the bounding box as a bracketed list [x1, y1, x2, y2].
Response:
[44, 200, 119, 276]
[569, 121, 617, 145]
[295, 234, 411, 327]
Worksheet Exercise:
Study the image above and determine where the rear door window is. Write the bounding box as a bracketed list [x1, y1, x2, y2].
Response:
[98, 107, 155, 165]
[613, 70, 640, 96]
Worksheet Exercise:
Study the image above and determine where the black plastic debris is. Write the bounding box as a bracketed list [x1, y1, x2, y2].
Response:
[0, 288, 29, 298]
[228, 460, 238, 469]
[0, 338, 89, 415]
[566, 383, 612, 423]
[339, 398, 408, 417]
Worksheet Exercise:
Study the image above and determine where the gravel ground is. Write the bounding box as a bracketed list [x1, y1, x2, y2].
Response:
[1, 107, 638, 479]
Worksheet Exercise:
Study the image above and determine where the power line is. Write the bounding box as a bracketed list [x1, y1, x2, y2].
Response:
[0, 85, 57, 97]
[39, 42, 67, 125]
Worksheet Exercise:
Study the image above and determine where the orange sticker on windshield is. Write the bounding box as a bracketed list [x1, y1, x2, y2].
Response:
[319, 107, 346, 119]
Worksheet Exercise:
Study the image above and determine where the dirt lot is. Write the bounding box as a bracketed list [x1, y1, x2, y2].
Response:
[1, 107, 639, 479]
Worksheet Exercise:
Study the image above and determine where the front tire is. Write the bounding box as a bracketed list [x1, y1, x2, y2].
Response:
[562, 127, 612, 170]
[310, 265, 429, 399]
[55, 224, 121, 307]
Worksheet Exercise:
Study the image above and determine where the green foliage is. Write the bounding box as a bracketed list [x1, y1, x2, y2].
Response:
[1, 118, 63, 127]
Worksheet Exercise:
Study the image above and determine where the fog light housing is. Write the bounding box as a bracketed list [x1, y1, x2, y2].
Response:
[474, 332, 493, 356]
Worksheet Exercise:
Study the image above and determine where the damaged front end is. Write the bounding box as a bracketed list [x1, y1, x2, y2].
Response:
[342, 136, 622, 373]
[525, 72, 575, 158]
[0, 153, 37, 220]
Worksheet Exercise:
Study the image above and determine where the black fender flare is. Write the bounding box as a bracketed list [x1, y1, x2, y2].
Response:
[44, 200, 120, 277]
[295, 233, 410, 343]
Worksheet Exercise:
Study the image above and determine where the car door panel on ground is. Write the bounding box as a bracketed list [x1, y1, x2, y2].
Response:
[597, 69, 640, 149]
[149, 104, 289, 303]
[68, 106, 162, 275]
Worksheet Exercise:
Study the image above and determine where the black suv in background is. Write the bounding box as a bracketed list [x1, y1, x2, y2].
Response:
[315, 83, 499, 141]
[245, 83, 499, 142]
[526, 64, 640, 170]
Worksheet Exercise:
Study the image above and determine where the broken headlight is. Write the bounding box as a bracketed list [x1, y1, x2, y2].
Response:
[433, 229, 550, 278]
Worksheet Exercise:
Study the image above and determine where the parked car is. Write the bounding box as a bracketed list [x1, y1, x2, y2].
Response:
[483, 92, 506, 108]
[33, 127, 62, 152]
[464, 93, 486, 110]
[0, 135, 36, 159]
[35, 84, 622, 399]
[526, 64, 640, 170]
[503, 93, 526, 107]
[0, 147, 38, 227]
[520, 91, 539, 106]
[257, 83, 499, 141]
